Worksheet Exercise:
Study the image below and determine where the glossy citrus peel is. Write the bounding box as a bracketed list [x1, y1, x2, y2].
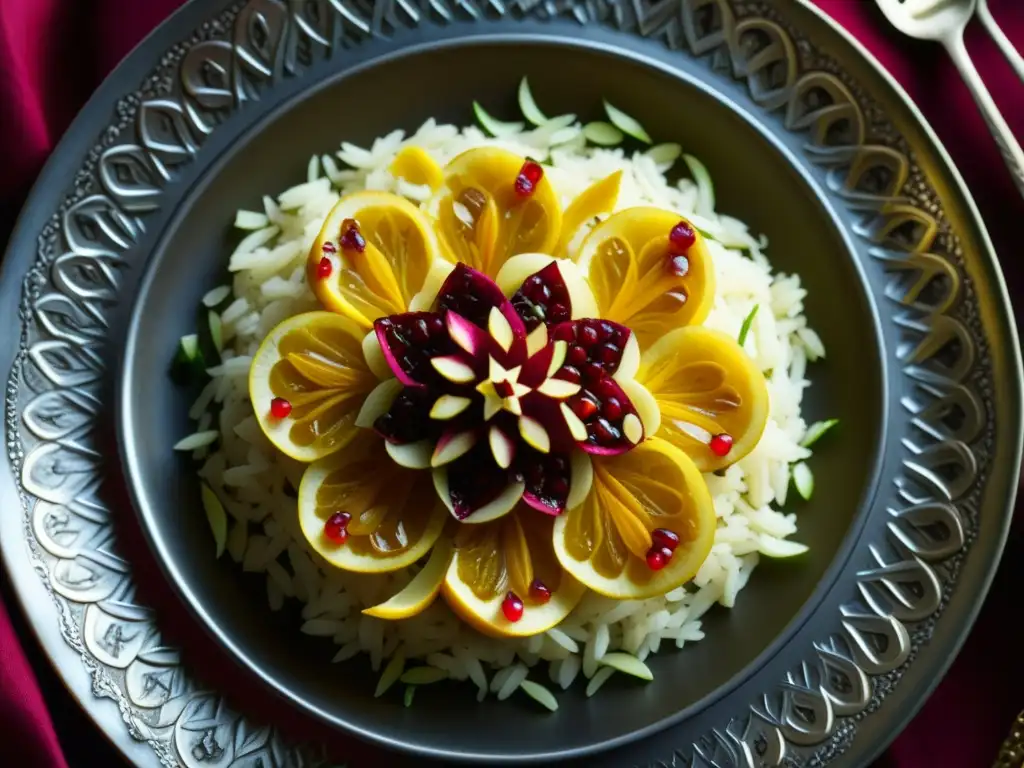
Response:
[249, 146, 769, 636]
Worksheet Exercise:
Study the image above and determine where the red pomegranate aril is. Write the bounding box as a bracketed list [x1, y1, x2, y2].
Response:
[579, 325, 600, 347]
[598, 343, 620, 365]
[493, 380, 515, 398]
[428, 316, 445, 336]
[324, 512, 351, 544]
[595, 376, 620, 399]
[571, 396, 598, 420]
[321, 242, 337, 254]
[667, 254, 689, 277]
[316, 256, 333, 279]
[591, 418, 617, 445]
[529, 579, 552, 604]
[567, 345, 588, 366]
[411, 318, 431, 343]
[502, 592, 525, 622]
[514, 160, 544, 198]
[645, 546, 672, 571]
[582, 361, 604, 381]
[709, 432, 734, 457]
[339, 218, 366, 252]
[602, 397, 623, 421]
[557, 366, 581, 384]
[651, 528, 680, 551]
[669, 220, 696, 253]
[270, 397, 292, 419]
[552, 324, 576, 342]
[546, 476, 569, 498]
[549, 303, 570, 324]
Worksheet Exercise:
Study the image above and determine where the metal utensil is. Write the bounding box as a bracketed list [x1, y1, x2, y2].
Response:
[875, 0, 1024, 198]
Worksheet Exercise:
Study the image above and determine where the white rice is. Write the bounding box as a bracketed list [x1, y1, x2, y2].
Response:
[188, 118, 826, 706]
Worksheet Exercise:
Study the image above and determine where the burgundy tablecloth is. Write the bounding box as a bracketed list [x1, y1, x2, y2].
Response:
[1, 2, 1021, 767]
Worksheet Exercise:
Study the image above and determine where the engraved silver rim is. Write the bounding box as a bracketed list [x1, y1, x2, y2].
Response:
[1, 1, 1020, 767]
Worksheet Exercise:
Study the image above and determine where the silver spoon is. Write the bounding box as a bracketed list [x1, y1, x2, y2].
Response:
[875, 0, 1024, 199]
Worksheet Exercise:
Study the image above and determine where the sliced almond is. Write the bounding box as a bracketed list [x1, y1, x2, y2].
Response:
[519, 416, 550, 453]
[430, 394, 472, 420]
[432, 355, 476, 383]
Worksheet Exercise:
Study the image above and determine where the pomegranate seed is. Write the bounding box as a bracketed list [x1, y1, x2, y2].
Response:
[581, 361, 604, 382]
[494, 380, 515, 398]
[595, 377, 620, 399]
[270, 397, 292, 419]
[324, 512, 351, 543]
[598, 343, 620, 365]
[668, 254, 689, 277]
[579, 325, 600, 347]
[549, 303, 569, 324]
[529, 579, 552, 604]
[502, 592, 525, 622]
[652, 528, 680, 551]
[571, 396, 598, 420]
[514, 160, 544, 198]
[602, 397, 623, 420]
[591, 418, 617, 445]
[552, 324, 576, 342]
[646, 546, 672, 571]
[339, 218, 366, 252]
[669, 221, 696, 253]
[546, 476, 569, 498]
[568, 345, 588, 366]
[321, 242, 337, 254]
[316, 256, 333, 279]
[709, 432, 734, 457]
[557, 366, 581, 384]
[411, 318, 430, 343]
[428, 316, 445, 336]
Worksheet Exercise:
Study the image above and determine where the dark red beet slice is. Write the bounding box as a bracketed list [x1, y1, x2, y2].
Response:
[510, 262, 572, 331]
[550, 319, 633, 379]
[436, 263, 525, 339]
[445, 442, 517, 520]
[519, 449, 572, 515]
[568, 373, 644, 456]
[374, 311, 454, 386]
[372, 386, 443, 445]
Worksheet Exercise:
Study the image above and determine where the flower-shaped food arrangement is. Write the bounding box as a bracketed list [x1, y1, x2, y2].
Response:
[249, 147, 769, 637]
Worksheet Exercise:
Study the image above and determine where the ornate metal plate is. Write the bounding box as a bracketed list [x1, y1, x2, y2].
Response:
[1, 1, 1020, 766]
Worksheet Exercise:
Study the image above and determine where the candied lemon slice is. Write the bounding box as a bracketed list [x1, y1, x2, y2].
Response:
[638, 326, 768, 472]
[552, 438, 714, 600]
[250, 311, 378, 462]
[576, 208, 715, 349]
[309, 191, 444, 328]
[442, 507, 586, 637]
[298, 433, 448, 573]
[389, 146, 444, 191]
[436, 147, 562, 277]
[362, 537, 454, 619]
[556, 170, 622, 257]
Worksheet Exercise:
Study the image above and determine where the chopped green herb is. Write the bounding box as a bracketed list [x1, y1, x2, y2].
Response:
[603, 100, 652, 144]
[683, 154, 715, 216]
[472, 101, 524, 138]
[792, 462, 814, 500]
[400, 666, 448, 685]
[179, 334, 200, 361]
[646, 143, 682, 166]
[200, 482, 228, 558]
[403, 685, 416, 707]
[582, 121, 624, 146]
[598, 652, 653, 681]
[737, 304, 759, 347]
[374, 648, 406, 698]
[800, 418, 839, 448]
[208, 311, 223, 354]
[517, 77, 548, 126]
[519, 680, 558, 712]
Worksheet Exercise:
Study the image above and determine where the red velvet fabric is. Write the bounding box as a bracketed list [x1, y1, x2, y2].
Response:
[0, 2, 1020, 766]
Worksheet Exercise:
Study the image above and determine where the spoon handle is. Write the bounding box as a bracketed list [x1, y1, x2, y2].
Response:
[977, 0, 1024, 84]
[945, 32, 1024, 200]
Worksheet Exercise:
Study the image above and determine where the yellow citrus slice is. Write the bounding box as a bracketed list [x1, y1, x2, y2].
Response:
[249, 311, 378, 462]
[553, 438, 715, 600]
[362, 536, 454, 619]
[298, 432, 448, 574]
[442, 507, 586, 637]
[576, 208, 715, 350]
[555, 170, 623, 257]
[308, 191, 444, 328]
[436, 147, 562, 278]
[388, 146, 444, 191]
[638, 326, 768, 472]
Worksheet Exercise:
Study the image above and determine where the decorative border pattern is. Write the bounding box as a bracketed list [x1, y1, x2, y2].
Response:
[3, 1, 992, 766]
